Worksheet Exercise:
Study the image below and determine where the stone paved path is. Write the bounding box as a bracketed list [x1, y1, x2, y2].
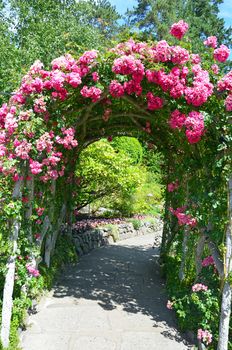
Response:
[20, 234, 193, 350]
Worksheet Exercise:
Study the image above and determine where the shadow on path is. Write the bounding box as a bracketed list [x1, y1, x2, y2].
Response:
[52, 236, 190, 346]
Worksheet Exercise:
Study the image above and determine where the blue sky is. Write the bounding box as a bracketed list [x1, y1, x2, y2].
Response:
[109, 0, 232, 28]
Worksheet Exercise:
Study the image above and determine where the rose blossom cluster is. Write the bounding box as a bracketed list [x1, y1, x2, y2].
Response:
[185, 111, 205, 144]
[109, 80, 125, 98]
[202, 255, 214, 267]
[109, 55, 145, 97]
[0, 144, 7, 157]
[151, 40, 171, 62]
[51, 54, 76, 70]
[197, 329, 212, 345]
[150, 41, 190, 65]
[225, 94, 232, 111]
[169, 110, 205, 144]
[218, 71, 232, 111]
[26, 127, 76, 181]
[192, 283, 208, 292]
[111, 38, 148, 57]
[80, 85, 102, 102]
[191, 54, 201, 64]
[78, 50, 98, 67]
[168, 181, 179, 192]
[185, 64, 213, 107]
[213, 44, 230, 63]
[170, 20, 189, 40]
[146, 63, 212, 107]
[146, 92, 163, 110]
[36, 132, 54, 153]
[55, 128, 78, 149]
[169, 110, 186, 129]
[171, 46, 190, 65]
[34, 96, 47, 113]
[211, 64, 219, 74]
[0, 104, 18, 135]
[66, 72, 82, 88]
[169, 207, 197, 227]
[112, 55, 145, 82]
[18, 109, 33, 121]
[218, 71, 232, 92]
[10, 50, 99, 106]
[36, 207, 45, 216]
[204, 36, 217, 49]
[146, 67, 185, 99]
[92, 72, 99, 82]
[203, 35, 230, 62]
[29, 160, 43, 175]
[26, 264, 40, 277]
[14, 139, 32, 160]
[42, 152, 62, 167]
[124, 80, 142, 96]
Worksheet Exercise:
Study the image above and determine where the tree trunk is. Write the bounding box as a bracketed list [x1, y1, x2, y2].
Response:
[217, 177, 232, 350]
[0, 179, 23, 348]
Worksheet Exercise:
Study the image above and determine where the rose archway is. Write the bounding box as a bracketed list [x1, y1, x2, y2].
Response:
[0, 20, 231, 349]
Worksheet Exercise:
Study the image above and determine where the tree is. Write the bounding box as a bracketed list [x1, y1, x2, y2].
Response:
[0, 0, 121, 101]
[74, 139, 144, 211]
[126, 0, 232, 51]
[111, 136, 143, 164]
[0, 9, 20, 102]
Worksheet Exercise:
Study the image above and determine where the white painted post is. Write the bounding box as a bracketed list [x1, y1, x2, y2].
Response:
[179, 182, 189, 281]
[195, 234, 206, 279]
[0, 179, 23, 348]
[179, 226, 189, 281]
[44, 180, 56, 267]
[217, 177, 232, 350]
[25, 175, 34, 243]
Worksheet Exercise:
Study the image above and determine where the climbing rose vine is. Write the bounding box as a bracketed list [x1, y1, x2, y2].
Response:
[0, 21, 230, 181]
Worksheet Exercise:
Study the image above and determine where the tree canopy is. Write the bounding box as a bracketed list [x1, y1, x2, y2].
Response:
[0, 0, 120, 102]
[74, 138, 145, 211]
[126, 0, 232, 52]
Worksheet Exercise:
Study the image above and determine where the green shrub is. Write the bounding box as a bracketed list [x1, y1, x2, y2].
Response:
[111, 136, 143, 164]
[163, 255, 223, 349]
[104, 224, 119, 242]
[127, 218, 142, 230]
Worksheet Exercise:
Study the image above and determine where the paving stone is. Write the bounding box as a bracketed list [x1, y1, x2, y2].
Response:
[22, 333, 71, 350]
[20, 233, 193, 350]
[69, 335, 117, 350]
[120, 331, 188, 350]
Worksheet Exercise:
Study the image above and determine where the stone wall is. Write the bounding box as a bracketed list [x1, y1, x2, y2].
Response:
[71, 219, 163, 257]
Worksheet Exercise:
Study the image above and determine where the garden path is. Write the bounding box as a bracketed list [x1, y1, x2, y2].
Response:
[20, 233, 193, 350]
